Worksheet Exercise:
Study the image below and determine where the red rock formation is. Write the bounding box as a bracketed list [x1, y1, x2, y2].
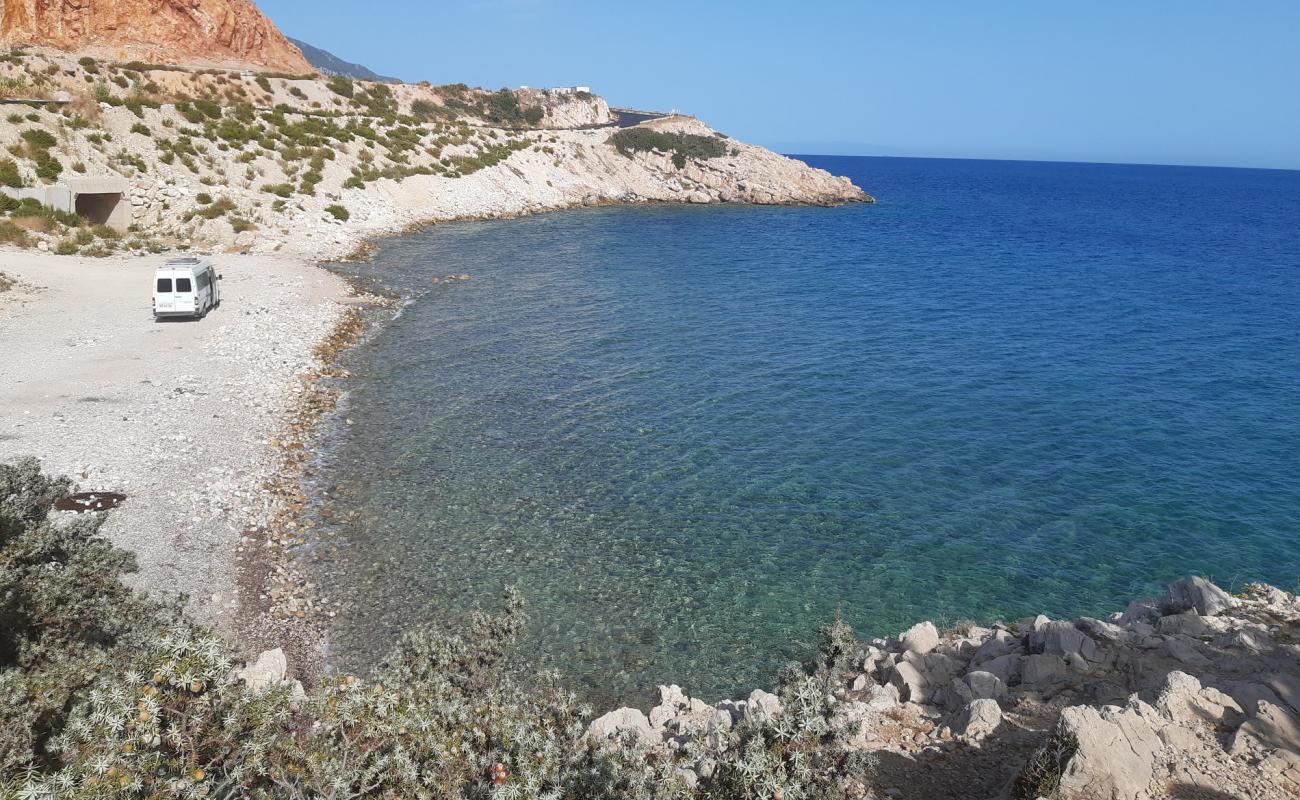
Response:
[0, 0, 314, 74]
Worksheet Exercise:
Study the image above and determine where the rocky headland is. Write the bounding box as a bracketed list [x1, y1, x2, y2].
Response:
[0, 49, 869, 263]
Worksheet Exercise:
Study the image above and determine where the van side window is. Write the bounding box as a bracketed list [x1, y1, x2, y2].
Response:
[196, 273, 208, 290]
[176, 278, 193, 292]
[157, 278, 172, 292]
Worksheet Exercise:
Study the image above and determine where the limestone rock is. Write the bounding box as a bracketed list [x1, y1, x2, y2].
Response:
[1154, 671, 1241, 726]
[746, 689, 782, 723]
[587, 707, 657, 747]
[1161, 576, 1239, 617]
[1076, 617, 1128, 643]
[237, 647, 287, 692]
[980, 653, 1024, 686]
[1022, 654, 1068, 687]
[1230, 701, 1300, 756]
[888, 659, 930, 703]
[965, 670, 1008, 701]
[1051, 703, 1162, 800]
[648, 685, 727, 736]
[1029, 620, 1098, 663]
[947, 698, 1002, 742]
[900, 621, 940, 654]
[1163, 637, 1212, 667]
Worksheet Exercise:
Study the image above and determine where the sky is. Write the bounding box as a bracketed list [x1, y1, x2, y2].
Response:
[259, 1, 1300, 170]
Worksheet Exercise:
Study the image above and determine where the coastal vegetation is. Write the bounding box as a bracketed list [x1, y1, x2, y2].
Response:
[0, 459, 877, 800]
[610, 129, 728, 169]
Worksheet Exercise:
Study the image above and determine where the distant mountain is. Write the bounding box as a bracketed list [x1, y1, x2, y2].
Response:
[288, 37, 396, 82]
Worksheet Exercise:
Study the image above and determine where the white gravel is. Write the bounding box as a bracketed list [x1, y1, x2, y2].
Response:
[0, 250, 348, 630]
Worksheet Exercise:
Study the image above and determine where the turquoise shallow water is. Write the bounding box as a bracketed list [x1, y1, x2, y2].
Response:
[314, 156, 1300, 705]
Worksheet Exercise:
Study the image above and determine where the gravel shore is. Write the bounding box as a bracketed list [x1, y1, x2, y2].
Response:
[0, 250, 351, 636]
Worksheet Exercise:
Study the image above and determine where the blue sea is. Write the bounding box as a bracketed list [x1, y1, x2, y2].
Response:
[313, 156, 1300, 705]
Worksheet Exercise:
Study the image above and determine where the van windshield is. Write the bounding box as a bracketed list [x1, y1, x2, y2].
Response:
[176, 278, 192, 293]
[156, 278, 172, 292]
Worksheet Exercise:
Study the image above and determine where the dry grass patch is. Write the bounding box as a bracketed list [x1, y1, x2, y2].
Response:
[0, 220, 32, 246]
[9, 215, 54, 232]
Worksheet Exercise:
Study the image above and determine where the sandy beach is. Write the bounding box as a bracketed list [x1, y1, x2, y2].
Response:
[0, 250, 350, 634]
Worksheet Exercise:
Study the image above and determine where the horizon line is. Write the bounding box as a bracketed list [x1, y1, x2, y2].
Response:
[782, 152, 1300, 174]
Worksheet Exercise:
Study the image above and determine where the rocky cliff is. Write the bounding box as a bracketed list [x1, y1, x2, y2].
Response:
[0, 0, 312, 73]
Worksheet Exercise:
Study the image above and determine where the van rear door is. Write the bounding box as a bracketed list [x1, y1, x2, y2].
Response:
[155, 272, 175, 313]
[173, 274, 195, 314]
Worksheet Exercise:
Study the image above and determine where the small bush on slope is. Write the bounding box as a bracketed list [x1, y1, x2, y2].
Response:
[0, 459, 875, 799]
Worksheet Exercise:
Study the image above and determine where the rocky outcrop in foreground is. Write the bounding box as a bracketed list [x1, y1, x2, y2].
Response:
[0, 0, 312, 73]
[585, 578, 1300, 799]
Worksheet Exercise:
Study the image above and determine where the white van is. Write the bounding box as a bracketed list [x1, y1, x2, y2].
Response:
[153, 258, 221, 320]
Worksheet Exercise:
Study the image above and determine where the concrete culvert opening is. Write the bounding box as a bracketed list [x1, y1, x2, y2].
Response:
[67, 176, 131, 230]
[75, 192, 123, 225]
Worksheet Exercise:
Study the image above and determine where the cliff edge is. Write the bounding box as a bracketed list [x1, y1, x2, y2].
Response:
[0, 0, 313, 73]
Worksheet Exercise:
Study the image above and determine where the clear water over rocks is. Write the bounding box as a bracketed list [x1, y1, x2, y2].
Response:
[313, 156, 1300, 704]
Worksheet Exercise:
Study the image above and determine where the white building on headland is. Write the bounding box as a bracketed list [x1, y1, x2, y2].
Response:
[549, 86, 592, 95]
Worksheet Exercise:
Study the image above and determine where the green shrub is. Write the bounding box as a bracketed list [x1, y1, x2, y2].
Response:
[130, 122, 151, 136]
[122, 96, 159, 118]
[288, 85, 307, 100]
[193, 98, 223, 120]
[195, 192, 212, 204]
[34, 153, 62, 182]
[609, 128, 728, 169]
[325, 204, 349, 221]
[261, 182, 293, 198]
[19, 128, 56, 149]
[484, 87, 522, 124]
[410, 98, 439, 119]
[5, 113, 22, 124]
[0, 158, 23, 188]
[326, 75, 354, 98]
[52, 238, 79, 255]
[255, 76, 273, 94]
[193, 197, 235, 219]
[9, 197, 83, 228]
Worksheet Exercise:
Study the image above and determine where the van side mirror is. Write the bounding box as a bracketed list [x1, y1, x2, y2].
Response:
[218, 274, 224, 280]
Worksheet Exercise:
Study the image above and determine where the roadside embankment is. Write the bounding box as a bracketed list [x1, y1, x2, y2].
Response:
[0, 250, 352, 634]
